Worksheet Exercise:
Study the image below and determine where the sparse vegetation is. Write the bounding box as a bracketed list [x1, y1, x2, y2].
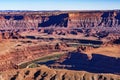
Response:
[18, 52, 65, 69]
[27, 63, 40, 68]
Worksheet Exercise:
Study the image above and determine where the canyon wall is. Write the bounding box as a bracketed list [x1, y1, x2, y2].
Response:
[0, 42, 69, 72]
[68, 11, 120, 27]
[0, 10, 119, 29]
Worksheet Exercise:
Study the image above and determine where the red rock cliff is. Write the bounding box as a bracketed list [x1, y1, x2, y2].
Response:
[0, 10, 119, 29]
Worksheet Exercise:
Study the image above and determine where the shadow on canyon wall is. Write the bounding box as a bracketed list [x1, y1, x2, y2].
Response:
[4, 15, 24, 20]
[39, 52, 120, 74]
[113, 38, 120, 44]
[38, 13, 68, 27]
[61, 52, 120, 74]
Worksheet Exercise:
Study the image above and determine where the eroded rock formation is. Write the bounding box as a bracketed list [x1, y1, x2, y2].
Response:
[0, 66, 120, 80]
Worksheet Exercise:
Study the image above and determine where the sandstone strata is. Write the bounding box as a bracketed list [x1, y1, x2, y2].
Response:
[0, 43, 69, 72]
[0, 10, 119, 29]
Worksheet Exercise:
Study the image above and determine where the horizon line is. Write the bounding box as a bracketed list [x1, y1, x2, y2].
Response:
[0, 9, 119, 11]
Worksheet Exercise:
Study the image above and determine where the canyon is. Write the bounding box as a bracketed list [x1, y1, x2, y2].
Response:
[0, 10, 119, 80]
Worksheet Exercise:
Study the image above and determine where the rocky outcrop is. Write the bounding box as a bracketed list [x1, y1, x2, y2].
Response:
[55, 42, 69, 50]
[0, 10, 120, 29]
[0, 66, 120, 80]
[0, 31, 23, 39]
[77, 46, 94, 52]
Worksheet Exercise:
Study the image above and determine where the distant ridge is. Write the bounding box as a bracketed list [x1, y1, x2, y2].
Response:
[0, 9, 119, 12]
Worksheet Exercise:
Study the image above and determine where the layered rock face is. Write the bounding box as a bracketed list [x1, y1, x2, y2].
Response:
[0, 10, 120, 29]
[68, 11, 120, 27]
[0, 43, 69, 72]
[0, 11, 68, 29]
[0, 12, 42, 29]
